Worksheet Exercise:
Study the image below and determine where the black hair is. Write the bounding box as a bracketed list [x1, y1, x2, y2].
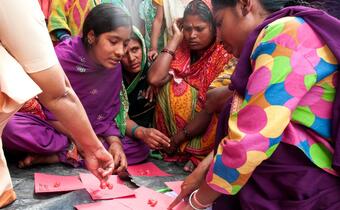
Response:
[184, 0, 216, 34]
[130, 34, 143, 48]
[212, 0, 313, 13]
[82, 3, 132, 48]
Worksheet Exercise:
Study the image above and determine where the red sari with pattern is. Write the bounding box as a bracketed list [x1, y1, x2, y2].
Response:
[154, 41, 232, 160]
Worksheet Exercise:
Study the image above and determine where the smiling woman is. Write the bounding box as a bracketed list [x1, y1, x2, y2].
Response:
[2, 4, 153, 171]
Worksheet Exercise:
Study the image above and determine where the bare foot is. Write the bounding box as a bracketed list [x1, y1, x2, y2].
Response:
[18, 154, 59, 168]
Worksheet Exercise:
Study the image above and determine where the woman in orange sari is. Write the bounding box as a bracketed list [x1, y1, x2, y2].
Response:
[148, 0, 234, 171]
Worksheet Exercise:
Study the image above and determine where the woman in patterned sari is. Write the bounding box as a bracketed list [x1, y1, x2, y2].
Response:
[169, 0, 340, 209]
[48, 0, 127, 43]
[148, 0, 234, 171]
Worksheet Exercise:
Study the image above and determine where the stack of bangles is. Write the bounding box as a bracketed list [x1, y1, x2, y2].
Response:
[160, 48, 175, 58]
[189, 189, 212, 210]
[131, 125, 142, 138]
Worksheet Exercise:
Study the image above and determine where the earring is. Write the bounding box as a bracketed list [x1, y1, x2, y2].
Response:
[241, 5, 248, 16]
[87, 39, 93, 48]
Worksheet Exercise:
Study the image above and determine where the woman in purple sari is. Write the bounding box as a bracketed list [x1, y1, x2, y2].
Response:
[2, 4, 170, 172]
[169, 0, 340, 209]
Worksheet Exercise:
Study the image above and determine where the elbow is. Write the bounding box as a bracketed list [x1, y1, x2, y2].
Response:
[147, 74, 162, 87]
[147, 65, 161, 87]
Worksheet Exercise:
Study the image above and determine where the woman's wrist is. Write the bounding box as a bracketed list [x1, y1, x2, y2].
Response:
[106, 136, 122, 146]
[193, 182, 221, 209]
[166, 37, 180, 52]
[189, 189, 212, 210]
[131, 125, 145, 139]
[150, 47, 157, 52]
[82, 142, 106, 156]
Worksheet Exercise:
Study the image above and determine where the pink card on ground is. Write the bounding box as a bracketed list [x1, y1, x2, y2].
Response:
[117, 186, 188, 210]
[79, 173, 135, 200]
[127, 162, 171, 176]
[74, 200, 131, 210]
[34, 173, 84, 193]
[165, 181, 183, 195]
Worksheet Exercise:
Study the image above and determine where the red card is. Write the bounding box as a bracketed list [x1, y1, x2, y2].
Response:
[127, 162, 171, 176]
[34, 173, 84, 193]
[79, 173, 135, 200]
[116, 186, 188, 210]
[74, 200, 131, 210]
[165, 181, 183, 195]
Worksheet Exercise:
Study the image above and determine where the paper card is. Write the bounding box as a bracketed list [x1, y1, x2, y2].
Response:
[79, 173, 135, 200]
[165, 181, 183, 195]
[74, 200, 131, 210]
[34, 173, 84, 193]
[116, 186, 188, 210]
[127, 162, 171, 177]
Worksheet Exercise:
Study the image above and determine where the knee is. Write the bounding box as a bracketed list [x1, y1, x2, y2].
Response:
[3, 118, 19, 139]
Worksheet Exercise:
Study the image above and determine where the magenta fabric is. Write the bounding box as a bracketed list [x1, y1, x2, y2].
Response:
[2, 37, 149, 165]
[44, 36, 122, 137]
[3, 113, 149, 165]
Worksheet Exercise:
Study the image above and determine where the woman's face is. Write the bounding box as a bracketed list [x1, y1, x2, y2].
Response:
[214, 6, 252, 58]
[183, 14, 214, 51]
[88, 26, 131, 69]
[121, 38, 143, 74]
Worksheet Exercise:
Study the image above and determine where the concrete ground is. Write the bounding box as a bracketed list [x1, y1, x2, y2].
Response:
[3, 157, 189, 210]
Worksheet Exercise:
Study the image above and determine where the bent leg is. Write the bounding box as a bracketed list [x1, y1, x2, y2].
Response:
[2, 112, 69, 155]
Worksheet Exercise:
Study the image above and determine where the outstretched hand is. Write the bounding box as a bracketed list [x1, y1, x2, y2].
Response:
[142, 86, 158, 102]
[168, 153, 212, 209]
[83, 146, 115, 189]
[148, 49, 158, 62]
[139, 127, 171, 149]
[108, 141, 128, 173]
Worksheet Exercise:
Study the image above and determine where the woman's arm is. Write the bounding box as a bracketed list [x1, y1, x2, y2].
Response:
[0, 0, 114, 183]
[148, 2, 164, 61]
[105, 136, 127, 173]
[125, 118, 170, 149]
[171, 86, 232, 147]
[29, 65, 115, 181]
[147, 20, 183, 86]
[168, 152, 215, 209]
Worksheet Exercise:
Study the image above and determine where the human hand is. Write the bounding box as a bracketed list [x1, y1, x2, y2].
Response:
[164, 130, 186, 155]
[148, 49, 158, 62]
[168, 165, 206, 209]
[164, 139, 178, 155]
[138, 127, 171, 149]
[172, 19, 184, 44]
[142, 86, 158, 102]
[108, 141, 128, 173]
[83, 146, 115, 189]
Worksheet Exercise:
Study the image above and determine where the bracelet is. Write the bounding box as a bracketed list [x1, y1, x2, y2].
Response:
[161, 48, 175, 58]
[131, 125, 141, 138]
[183, 127, 192, 140]
[189, 190, 206, 210]
[193, 189, 212, 209]
[109, 137, 123, 146]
